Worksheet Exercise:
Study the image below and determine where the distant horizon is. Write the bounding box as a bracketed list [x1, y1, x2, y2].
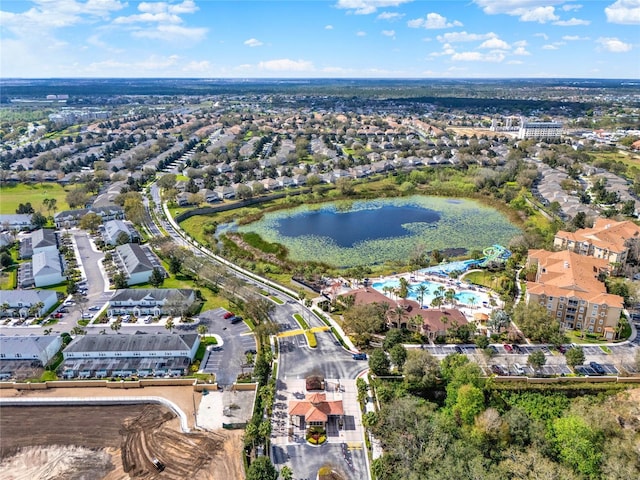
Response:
[1, 1, 638, 79]
[2, 76, 638, 81]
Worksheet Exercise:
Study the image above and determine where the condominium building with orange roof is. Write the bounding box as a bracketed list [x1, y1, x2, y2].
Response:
[553, 218, 640, 269]
[525, 249, 624, 340]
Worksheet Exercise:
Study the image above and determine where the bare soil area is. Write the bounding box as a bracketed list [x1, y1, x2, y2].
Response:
[0, 403, 245, 480]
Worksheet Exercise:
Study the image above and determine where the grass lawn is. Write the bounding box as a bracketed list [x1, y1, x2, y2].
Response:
[134, 274, 231, 312]
[293, 313, 309, 329]
[0, 183, 70, 215]
[0, 267, 17, 289]
[463, 270, 499, 289]
[565, 330, 608, 344]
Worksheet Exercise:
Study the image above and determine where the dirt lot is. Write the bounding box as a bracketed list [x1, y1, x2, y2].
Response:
[0, 388, 246, 480]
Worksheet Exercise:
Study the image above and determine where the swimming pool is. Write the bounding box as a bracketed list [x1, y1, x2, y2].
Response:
[371, 279, 482, 307]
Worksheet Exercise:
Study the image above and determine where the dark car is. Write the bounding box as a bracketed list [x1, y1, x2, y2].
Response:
[454, 346, 463, 354]
[513, 344, 523, 354]
[557, 345, 567, 354]
[490, 365, 506, 375]
[352, 353, 367, 360]
[488, 345, 499, 354]
[590, 361, 606, 375]
[245, 348, 257, 355]
[230, 315, 243, 324]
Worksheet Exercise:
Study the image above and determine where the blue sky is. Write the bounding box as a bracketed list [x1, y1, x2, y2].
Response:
[1, 0, 638, 78]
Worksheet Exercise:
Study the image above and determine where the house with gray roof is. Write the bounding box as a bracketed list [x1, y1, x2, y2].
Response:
[32, 250, 64, 287]
[108, 288, 196, 317]
[0, 289, 58, 318]
[0, 214, 34, 231]
[54, 206, 124, 228]
[113, 243, 160, 286]
[61, 333, 199, 378]
[102, 219, 140, 246]
[0, 335, 62, 365]
[20, 228, 58, 259]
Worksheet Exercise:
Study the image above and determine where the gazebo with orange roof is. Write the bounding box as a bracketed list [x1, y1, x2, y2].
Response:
[288, 392, 344, 429]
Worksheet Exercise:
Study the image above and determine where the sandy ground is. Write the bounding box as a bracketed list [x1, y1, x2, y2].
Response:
[0, 385, 200, 429]
[0, 386, 247, 480]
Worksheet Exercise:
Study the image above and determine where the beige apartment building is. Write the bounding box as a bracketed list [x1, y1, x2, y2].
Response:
[554, 218, 640, 269]
[526, 249, 623, 339]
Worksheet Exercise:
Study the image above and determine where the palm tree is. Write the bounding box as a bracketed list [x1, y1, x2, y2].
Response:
[280, 466, 294, 480]
[393, 305, 406, 328]
[70, 326, 86, 336]
[165, 318, 175, 333]
[415, 284, 429, 308]
[445, 288, 456, 308]
[197, 324, 208, 337]
[409, 314, 423, 332]
[111, 319, 122, 334]
[0, 302, 9, 317]
[398, 277, 410, 300]
[431, 295, 444, 311]
[468, 296, 477, 310]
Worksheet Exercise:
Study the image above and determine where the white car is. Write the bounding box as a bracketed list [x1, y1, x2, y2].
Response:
[514, 364, 526, 376]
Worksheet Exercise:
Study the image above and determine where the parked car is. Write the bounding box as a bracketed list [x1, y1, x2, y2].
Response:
[513, 344, 523, 354]
[223, 311, 235, 319]
[81, 312, 93, 319]
[352, 353, 367, 360]
[230, 315, 243, 324]
[454, 346, 463, 354]
[514, 364, 526, 375]
[63, 301, 75, 307]
[88, 306, 101, 311]
[503, 344, 513, 353]
[490, 365, 506, 375]
[488, 345, 499, 354]
[590, 361, 606, 375]
[53, 312, 64, 318]
[245, 348, 257, 355]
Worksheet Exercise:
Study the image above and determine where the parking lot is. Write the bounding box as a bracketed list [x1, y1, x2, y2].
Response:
[198, 308, 257, 386]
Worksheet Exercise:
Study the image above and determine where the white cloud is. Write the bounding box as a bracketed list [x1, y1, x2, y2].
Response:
[182, 60, 213, 73]
[356, 31, 367, 36]
[519, 6, 558, 22]
[132, 24, 207, 41]
[507, 60, 524, 64]
[258, 58, 314, 71]
[605, 0, 640, 24]
[473, 1, 565, 22]
[562, 4, 582, 11]
[168, 1, 199, 15]
[597, 36, 633, 52]
[377, 11, 404, 20]
[562, 35, 589, 40]
[382, 29, 396, 37]
[452, 51, 505, 62]
[436, 31, 495, 43]
[114, 12, 183, 24]
[553, 17, 590, 26]
[0, 0, 125, 35]
[479, 37, 510, 49]
[542, 44, 559, 50]
[513, 46, 531, 55]
[408, 12, 463, 29]
[533, 32, 549, 40]
[244, 38, 263, 47]
[335, 0, 414, 15]
[325, 24, 334, 29]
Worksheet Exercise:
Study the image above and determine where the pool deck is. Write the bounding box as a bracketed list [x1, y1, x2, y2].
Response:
[324, 271, 500, 327]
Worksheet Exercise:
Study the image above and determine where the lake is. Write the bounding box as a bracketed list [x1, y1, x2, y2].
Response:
[230, 196, 521, 268]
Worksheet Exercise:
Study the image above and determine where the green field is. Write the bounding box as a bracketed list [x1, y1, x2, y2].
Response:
[0, 183, 70, 215]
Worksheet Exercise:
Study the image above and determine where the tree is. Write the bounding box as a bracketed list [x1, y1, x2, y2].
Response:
[111, 318, 122, 333]
[488, 309, 510, 333]
[527, 350, 547, 374]
[149, 267, 165, 287]
[124, 197, 145, 226]
[279, 465, 293, 480]
[115, 231, 130, 245]
[197, 324, 208, 337]
[551, 415, 603, 478]
[383, 328, 404, 351]
[169, 255, 182, 275]
[112, 272, 128, 289]
[389, 344, 407, 371]
[415, 284, 429, 307]
[565, 346, 585, 369]
[165, 318, 175, 332]
[79, 212, 102, 232]
[16, 202, 35, 214]
[246, 457, 278, 480]
[342, 303, 386, 346]
[157, 173, 177, 190]
[368, 348, 390, 376]
[66, 188, 89, 209]
[403, 349, 440, 387]
[0, 252, 13, 269]
[31, 212, 47, 228]
[512, 302, 566, 344]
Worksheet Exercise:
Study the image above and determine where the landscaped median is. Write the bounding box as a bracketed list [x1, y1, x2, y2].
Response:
[305, 331, 317, 348]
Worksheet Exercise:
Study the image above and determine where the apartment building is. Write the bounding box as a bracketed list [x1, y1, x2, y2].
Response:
[554, 218, 640, 268]
[525, 249, 623, 339]
[517, 119, 563, 140]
